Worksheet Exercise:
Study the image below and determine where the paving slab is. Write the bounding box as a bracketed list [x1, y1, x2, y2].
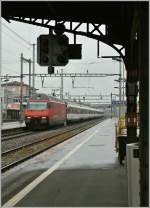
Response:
[2, 118, 128, 207]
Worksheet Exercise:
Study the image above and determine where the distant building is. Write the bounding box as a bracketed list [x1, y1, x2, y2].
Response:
[1, 81, 35, 97]
[1, 81, 37, 120]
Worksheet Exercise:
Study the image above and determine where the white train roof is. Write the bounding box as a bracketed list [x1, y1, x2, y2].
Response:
[67, 101, 104, 112]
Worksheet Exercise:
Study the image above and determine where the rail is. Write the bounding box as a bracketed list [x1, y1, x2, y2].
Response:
[2, 118, 105, 172]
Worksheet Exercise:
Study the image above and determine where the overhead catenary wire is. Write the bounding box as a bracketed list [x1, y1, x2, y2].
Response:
[2, 57, 20, 63]
[2, 66, 20, 75]
[0, 47, 21, 58]
[0, 73, 119, 79]
[2, 62, 20, 64]
[2, 22, 31, 46]
[2, 59, 20, 65]
[2, 30, 31, 50]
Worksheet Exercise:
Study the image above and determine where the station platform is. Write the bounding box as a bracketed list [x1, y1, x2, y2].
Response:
[2, 118, 128, 207]
[1, 121, 25, 130]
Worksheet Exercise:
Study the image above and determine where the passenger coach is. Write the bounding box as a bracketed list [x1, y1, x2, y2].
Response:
[25, 94, 104, 129]
[67, 102, 104, 122]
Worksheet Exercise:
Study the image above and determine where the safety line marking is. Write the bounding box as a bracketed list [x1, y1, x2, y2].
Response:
[2, 129, 99, 207]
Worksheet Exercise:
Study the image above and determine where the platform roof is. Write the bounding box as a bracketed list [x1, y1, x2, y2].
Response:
[2, 1, 148, 45]
[1, 1, 138, 22]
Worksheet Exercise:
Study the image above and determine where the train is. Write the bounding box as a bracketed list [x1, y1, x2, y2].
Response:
[25, 93, 104, 129]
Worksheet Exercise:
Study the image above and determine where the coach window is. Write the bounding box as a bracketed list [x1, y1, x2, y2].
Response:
[68, 107, 72, 113]
[68, 107, 71, 113]
[77, 108, 80, 114]
[47, 103, 51, 109]
[73, 108, 76, 113]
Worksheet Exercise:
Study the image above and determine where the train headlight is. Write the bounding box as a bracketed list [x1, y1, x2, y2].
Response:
[42, 116, 47, 119]
[27, 116, 31, 119]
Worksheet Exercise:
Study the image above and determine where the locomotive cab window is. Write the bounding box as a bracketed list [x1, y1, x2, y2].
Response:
[27, 102, 48, 110]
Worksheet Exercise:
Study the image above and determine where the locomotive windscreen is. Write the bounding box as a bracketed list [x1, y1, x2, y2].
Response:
[27, 102, 48, 110]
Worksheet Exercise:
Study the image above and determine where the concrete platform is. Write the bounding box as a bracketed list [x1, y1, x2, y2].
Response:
[1, 121, 25, 130]
[2, 118, 128, 207]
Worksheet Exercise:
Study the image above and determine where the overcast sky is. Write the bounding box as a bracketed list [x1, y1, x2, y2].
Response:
[1, 18, 126, 102]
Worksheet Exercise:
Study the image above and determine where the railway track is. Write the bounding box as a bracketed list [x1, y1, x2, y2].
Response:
[2, 130, 35, 141]
[2, 118, 105, 172]
[2, 127, 28, 138]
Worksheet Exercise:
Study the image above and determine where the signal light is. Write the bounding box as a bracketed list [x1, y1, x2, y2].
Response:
[37, 35, 50, 66]
[37, 34, 69, 66]
[51, 34, 69, 66]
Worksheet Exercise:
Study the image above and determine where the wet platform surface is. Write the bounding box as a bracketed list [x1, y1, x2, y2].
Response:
[1, 121, 25, 130]
[2, 118, 128, 207]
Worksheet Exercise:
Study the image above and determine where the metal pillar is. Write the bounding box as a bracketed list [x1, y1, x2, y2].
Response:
[138, 6, 149, 206]
[20, 53, 23, 122]
[110, 92, 112, 118]
[125, 44, 138, 143]
[1, 87, 4, 124]
[122, 62, 125, 105]
[60, 69, 63, 100]
[122, 62, 125, 114]
[20, 54, 32, 121]
[32, 43, 35, 95]
[5, 78, 8, 120]
[119, 60, 122, 117]
[29, 59, 31, 97]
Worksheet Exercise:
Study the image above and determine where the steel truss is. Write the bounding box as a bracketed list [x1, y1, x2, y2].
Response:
[8, 17, 124, 59]
[0, 73, 119, 79]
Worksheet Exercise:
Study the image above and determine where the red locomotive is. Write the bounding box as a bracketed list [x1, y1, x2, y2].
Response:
[25, 93, 104, 129]
[25, 94, 67, 129]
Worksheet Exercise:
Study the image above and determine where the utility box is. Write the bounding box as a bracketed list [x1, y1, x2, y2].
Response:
[68, 44, 82, 59]
[126, 142, 140, 206]
[48, 66, 54, 74]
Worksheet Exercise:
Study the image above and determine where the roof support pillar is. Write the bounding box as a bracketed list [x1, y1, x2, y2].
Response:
[138, 7, 149, 206]
[125, 43, 138, 144]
